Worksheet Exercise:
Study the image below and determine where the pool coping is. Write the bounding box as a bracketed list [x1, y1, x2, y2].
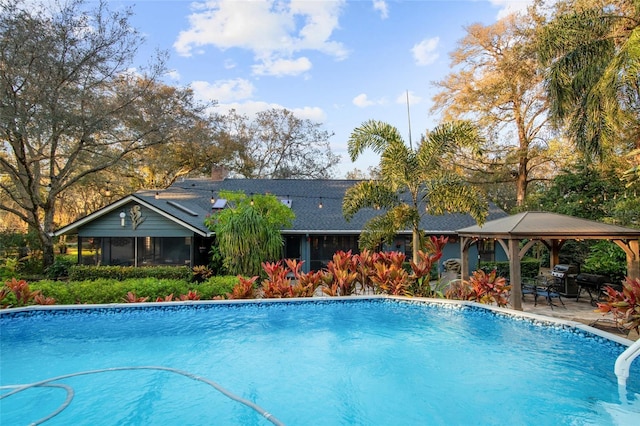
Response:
[1, 295, 634, 347]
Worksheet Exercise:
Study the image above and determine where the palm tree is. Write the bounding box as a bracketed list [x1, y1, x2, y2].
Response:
[343, 120, 488, 263]
[204, 191, 295, 276]
[537, 0, 640, 160]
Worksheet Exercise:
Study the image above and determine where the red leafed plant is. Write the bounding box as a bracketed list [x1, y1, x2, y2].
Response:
[178, 290, 201, 301]
[228, 276, 259, 299]
[123, 291, 149, 303]
[261, 260, 294, 298]
[467, 269, 510, 307]
[155, 294, 175, 302]
[353, 249, 377, 294]
[33, 293, 56, 305]
[408, 236, 448, 297]
[292, 269, 325, 297]
[284, 259, 324, 297]
[444, 279, 474, 301]
[370, 253, 409, 296]
[324, 250, 358, 296]
[596, 277, 640, 333]
[4, 278, 42, 307]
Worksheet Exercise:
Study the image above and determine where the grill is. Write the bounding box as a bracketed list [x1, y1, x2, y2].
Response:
[575, 273, 610, 306]
[551, 264, 579, 296]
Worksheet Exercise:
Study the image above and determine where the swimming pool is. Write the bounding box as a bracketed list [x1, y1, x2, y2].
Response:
[1, 297, 639, 425]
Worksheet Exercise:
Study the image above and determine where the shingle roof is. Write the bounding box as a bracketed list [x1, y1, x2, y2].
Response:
[133, 178, 507, 234]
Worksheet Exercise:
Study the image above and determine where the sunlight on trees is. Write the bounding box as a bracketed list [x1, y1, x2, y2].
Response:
[0, 0, 217, 267]
[432, 12, 556, 207]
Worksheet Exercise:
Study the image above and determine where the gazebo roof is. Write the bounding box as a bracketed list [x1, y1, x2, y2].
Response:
[457, 211, 640, 240]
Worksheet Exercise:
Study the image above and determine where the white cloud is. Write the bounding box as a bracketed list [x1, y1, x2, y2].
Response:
[411, 37, 440, 66]
[190, 78, 255, 103]
[252, 57, 312, 77]
[214, 100, 326, 122]
[165, 70, 181, 81]
[352, 93, 386, 108]
[353, 94, 375, 107]
[372, 0, 389, 19]
[489, 0, 533, 20]
[174, 0, 348, 76]
[395, 91, 422, 106]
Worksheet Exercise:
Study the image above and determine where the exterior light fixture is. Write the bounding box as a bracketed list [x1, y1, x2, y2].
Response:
[210, 191, 215, 204]
[119, 211, 126, 227]
[318, 197, 323, 209]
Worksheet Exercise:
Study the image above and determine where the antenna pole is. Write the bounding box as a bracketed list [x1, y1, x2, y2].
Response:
[406, 90, 413, 149]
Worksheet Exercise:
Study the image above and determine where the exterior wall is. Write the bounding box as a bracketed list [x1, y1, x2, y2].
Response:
[79, 203, 192, 238]
[286, 233, 472, 274]
[77, 203, 200, 267]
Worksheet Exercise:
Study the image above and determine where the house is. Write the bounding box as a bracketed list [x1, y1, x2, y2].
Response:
[53, 178, 509, 272]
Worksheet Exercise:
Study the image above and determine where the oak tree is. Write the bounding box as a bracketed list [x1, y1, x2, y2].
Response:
[0, 0, 216, 267]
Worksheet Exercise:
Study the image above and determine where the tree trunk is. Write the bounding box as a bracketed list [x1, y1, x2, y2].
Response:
[516, 167, 528, 207]
[412, 227, 419, 264]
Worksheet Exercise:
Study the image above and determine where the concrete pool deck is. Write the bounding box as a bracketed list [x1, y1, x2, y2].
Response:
[520, 293, 639, 341]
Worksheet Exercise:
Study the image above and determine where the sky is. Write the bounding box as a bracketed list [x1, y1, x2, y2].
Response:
[106, 0, 534, 177]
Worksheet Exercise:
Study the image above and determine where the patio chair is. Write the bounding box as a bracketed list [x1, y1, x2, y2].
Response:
[521, 277, 539, 306]
[534, 276, 565, 309]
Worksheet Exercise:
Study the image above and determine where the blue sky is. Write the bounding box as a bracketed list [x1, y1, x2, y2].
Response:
[111, 0, 533, 177]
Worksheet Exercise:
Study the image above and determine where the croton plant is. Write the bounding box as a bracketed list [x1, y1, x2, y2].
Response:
[597, 277, 640, 333]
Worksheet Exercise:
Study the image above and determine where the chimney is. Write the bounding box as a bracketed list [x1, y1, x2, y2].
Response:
[211, 165, 228, 181]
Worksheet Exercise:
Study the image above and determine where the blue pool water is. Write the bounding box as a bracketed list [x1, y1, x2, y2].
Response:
[1, 298, 639, 425]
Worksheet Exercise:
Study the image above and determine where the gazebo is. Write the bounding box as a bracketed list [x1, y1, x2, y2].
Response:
[457, 212, 640, 310]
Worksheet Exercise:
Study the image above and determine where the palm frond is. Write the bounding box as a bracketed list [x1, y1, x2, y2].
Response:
[342, 180, 398, 220]
[423, 175, 489, 226]
[358, 205, 417, 250]
[347, 120, 405, 162]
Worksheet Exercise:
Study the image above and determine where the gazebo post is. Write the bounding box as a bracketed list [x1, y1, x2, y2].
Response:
[614, 239, 640, 281]
[509, 239, 522, 310]
[629, 240, 639, 280]
[550, 239, 561, 268]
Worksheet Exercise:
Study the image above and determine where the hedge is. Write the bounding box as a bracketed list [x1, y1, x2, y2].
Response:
[30, 275, 239, 305]
[68, 265, 193, 282]
[479, 257, 541, 280]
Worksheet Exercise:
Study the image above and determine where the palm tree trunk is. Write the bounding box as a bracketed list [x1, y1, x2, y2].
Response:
[412, 227, 419, 264]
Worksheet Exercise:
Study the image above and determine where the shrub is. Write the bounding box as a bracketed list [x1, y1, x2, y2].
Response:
[192, 265, 213, 283]
[370, 252, 409, 296]
[445, 269, 510, 307]
[227, 276, 259, 299]
[1, 278, 55, 308]
[480, 257, 540, 279]
[597, 277, 640, 333]
[262, 260, 295, 298]
[324, 251, 358, 296]
[199, 276, 239, 298]
[582, 241, 626, 284]
[68, 265, 192, 281]
[408, 236, 447, 297]
[46, 257, 75, 279]
[28, 276, 238, 305]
